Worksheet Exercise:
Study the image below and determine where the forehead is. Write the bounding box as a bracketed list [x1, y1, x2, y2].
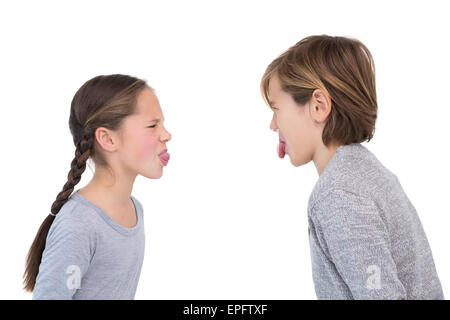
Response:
[136, 87, 162, 116]
[267, 73, 282, 100]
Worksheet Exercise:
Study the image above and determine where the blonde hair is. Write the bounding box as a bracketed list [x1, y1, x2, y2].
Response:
[261, 35, 378, 147]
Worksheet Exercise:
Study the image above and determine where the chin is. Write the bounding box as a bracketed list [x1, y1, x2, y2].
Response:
[141, 167, 163, 179]
[289, 154, 310, 167]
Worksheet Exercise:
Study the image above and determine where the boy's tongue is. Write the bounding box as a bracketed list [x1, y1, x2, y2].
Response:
[159, 151, 170, 162]
[278, 141, 286, 158]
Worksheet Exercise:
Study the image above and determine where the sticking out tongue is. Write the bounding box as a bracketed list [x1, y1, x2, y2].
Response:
[278, 141, 286, 158]
[159, 152, 170, 162]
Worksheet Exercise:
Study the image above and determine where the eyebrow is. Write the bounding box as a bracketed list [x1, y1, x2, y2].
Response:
[148, 117, 165, 123]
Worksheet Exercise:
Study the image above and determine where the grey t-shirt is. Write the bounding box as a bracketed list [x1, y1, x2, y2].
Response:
[33, 189, 145, 300]
[307, 143, 444, 300]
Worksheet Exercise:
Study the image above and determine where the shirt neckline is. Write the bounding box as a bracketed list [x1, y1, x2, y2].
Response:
[70, 189, 142, 236]
[320, 143, 363, 178]
[308, 143, 364, 208]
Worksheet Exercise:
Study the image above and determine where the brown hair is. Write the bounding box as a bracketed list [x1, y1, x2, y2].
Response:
[23, 74, 150, 292]
[261, 34, 378, 147]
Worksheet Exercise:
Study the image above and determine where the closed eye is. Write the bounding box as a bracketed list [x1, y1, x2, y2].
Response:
[147, 125, 157, 128]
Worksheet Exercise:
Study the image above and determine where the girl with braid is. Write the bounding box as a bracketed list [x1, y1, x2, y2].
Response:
[23, 74, 172, 299]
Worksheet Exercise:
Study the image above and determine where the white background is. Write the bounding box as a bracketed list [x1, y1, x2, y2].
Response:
[0, 0, 449, 299]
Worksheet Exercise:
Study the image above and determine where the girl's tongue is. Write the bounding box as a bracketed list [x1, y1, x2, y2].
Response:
[278, 141, 286, 158]
[159, 151, 170, 163]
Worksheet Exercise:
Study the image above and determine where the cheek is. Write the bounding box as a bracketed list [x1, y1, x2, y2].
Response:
[134, 133, 159, 162]
[281, 110, 311, 150]
[279, 112, 300, 140]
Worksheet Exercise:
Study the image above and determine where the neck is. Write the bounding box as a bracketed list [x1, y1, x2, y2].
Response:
[313, 142, 341, 176]
[81, 165, 137, 207]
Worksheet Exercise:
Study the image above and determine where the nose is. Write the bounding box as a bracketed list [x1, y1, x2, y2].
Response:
[270, 113, 278, 132]
[160, 126, 172, 143]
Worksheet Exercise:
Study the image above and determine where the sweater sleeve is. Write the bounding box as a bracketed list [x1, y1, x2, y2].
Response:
[310, 189, 407, 300]
[32, 214, 95, 300]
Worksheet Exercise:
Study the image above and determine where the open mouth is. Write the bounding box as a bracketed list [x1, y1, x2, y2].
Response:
[158, 149, 170, 166]
[278, 138, 286, 158]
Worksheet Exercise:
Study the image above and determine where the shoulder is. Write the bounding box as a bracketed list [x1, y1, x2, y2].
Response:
[309, 188, 369, 214]
[309, 187, 359, 213]
[308, 143, 397, 210]
[48, 197, 98, 242]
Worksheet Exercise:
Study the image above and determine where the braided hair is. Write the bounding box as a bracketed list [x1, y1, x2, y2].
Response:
[23, 74, 149, 292]
[51, 133, 93, 215]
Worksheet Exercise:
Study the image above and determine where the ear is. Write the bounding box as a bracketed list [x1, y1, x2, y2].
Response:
[94, 127, 119, 153]
[309, 89, 332, 123]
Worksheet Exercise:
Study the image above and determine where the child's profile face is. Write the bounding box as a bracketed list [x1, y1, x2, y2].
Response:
[116, 87, 172, 179]
[268, 74, 320, 167]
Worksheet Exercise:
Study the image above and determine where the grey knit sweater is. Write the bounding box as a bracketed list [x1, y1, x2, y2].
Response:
[307, 143, 444, 299]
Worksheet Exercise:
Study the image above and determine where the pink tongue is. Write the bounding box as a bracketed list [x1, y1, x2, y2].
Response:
[159, 152, 170, 161]
[278, 142, 286, 158]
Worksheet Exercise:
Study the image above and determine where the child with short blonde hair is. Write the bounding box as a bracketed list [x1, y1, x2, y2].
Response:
[261, 35, 444, 299]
